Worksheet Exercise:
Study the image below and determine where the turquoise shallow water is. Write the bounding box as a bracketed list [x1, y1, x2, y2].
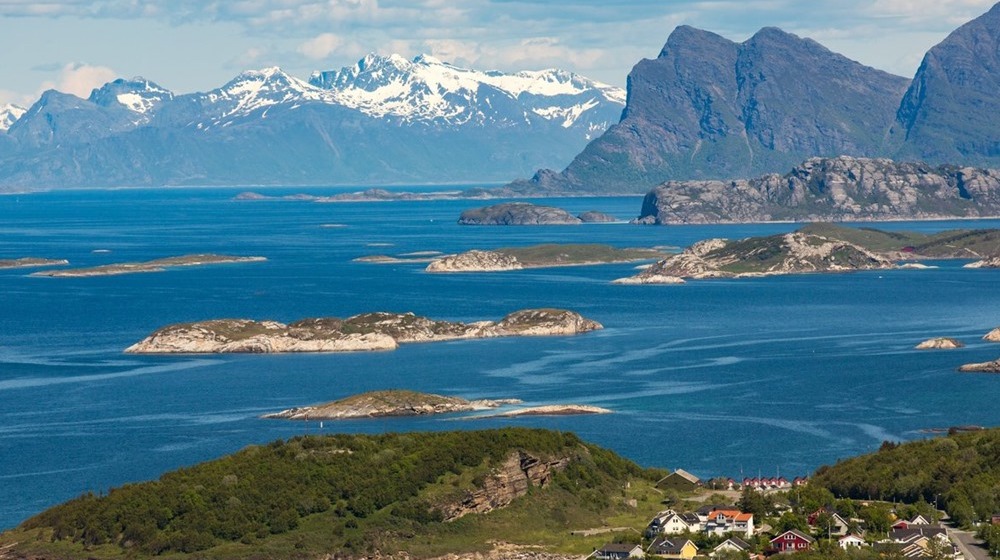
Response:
[1, 187, 999, 529]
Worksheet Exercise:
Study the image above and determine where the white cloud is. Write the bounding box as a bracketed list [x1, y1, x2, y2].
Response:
[867, 0, 996, 25]
[38, 62, 117, 98]
[298, 33, 345, 59]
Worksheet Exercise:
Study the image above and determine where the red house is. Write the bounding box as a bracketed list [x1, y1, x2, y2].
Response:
[770, 529, 815, 553]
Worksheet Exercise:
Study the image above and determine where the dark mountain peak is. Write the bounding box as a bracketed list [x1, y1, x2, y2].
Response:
[659, 25, 734, 57]
[88, 77, 173, 111]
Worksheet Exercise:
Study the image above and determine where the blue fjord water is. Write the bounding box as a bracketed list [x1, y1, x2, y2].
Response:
[1, 187, 999, 529]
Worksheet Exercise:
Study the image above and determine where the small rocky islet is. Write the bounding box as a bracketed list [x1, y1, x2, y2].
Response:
[262, 389, 612, 420]
[0, 257, 69, 270]
[31, 254, 266, 277]
[425, 244, 663, 273]
[915, 337, 965, 350]
[457, 202, 616, 225]
[125, 308, 602, 354]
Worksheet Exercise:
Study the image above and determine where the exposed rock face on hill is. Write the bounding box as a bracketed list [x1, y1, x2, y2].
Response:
[615, 228, 895, 283]
[439, 451, 570, 521]
[915, 337, 965, 350]
[426, 250, 523, 273]
[508, 26, 909, 194]
[262, 390, 520, 420]
[125, 308, 602, 353]
[633, 156, 1000, 224]
[893, 4, 1000, 165]
[458, 203, 582, 225]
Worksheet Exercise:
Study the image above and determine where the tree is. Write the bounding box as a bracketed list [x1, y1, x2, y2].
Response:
[737, 487, 773, 517]
[774, 511, 809, 533]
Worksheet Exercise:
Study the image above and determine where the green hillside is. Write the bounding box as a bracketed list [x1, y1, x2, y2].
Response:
[2, 429, 664, 559]
[812, 428, 1000, 527]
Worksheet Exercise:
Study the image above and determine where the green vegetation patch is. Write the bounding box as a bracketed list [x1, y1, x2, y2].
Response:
[812, 427, 1000, 527]
[4, 429, 659, 559]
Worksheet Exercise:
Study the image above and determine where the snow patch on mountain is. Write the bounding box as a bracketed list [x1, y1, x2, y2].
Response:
[0, 104, 26, 131]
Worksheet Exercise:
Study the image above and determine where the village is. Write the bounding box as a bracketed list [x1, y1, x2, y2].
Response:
[589, 470, 985, 560]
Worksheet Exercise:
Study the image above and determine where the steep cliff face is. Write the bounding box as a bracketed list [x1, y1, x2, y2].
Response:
[635, 156, 1000, 224]
[440, 451, 571, 521]
[511, 26, 909, 194]
[893, 3, 1000, 164]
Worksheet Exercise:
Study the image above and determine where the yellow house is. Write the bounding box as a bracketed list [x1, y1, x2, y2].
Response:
[648, 537, 698, 559]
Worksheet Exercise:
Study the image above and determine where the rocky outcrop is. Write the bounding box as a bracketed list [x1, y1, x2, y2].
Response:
[983, 328, 1000, 342]
[915, 337, 965, 350]
[262, 390, 521, 420]
[633, 156, 1000, 224]
[439, 451, 571, 521]
[965, 257, 1000, 269]
[426, 250, 523, 273]
[458, 203, 582, 225]
[959, 359, 1000, 373]
[125, 308, 602, 353]
[615, 228, 895, 283]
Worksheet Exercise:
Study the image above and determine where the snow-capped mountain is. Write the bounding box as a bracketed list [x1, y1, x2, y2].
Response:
[0, 56, 625, 189]
[0, 104, 26, 132]
[310, 53, 624, 133]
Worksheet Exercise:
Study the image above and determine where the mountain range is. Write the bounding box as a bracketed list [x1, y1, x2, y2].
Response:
[0, 55, 624, 189]
[510, 2, 1000, 194]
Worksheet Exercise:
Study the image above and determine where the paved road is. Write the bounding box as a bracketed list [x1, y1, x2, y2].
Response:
[949, 527, 991, 560]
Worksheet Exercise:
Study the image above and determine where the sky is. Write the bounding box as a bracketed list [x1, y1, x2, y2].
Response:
[0, 0, 997, 107]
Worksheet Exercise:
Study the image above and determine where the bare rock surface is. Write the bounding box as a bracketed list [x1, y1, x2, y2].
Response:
[474, 405, 612, 418]
[439, 451, 570, 521]
[126, 308, 602, 354]
[915, 337, 965, 349]
[0, 257, 68, 270]
[426, 250, 523, 272]
[32, 254, 265, 277]
[959, 359, 1000, 373]
[458, 203, 581, 225]
[984, 327, 1000, 342]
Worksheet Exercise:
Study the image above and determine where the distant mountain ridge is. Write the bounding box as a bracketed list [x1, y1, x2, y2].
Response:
[510, 2, 1000, 195]
[0, 55, 624, 190]
[0, 104, 25, 132]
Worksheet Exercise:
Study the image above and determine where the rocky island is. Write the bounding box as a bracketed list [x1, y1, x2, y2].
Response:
[31, 254, 266, 277]
[263, 390, 522, 420]
[614, 227, 894, 284]
[426, 244, 663, 273]
[125, 308, 602, 354]
[0, 257, 69, 270]
[984, 328, 1000, 342]
[474, 405, 613, 418]
[458, 202, 615, 225]
[959, 359, 1000, 373]
[915, 337, 965, 350]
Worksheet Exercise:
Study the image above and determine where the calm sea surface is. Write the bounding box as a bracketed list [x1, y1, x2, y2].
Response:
[1, 187, 999, 529]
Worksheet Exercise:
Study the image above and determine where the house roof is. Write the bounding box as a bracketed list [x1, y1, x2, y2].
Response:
[649, 537, 694, 555]
[839, 535, 865, 542]
[890, 527, 946, 543]
[680, 512, 701, 524]
[735, 513, 753, 522]
[771, 529, 816, 543]
[714, 537, 751, 552]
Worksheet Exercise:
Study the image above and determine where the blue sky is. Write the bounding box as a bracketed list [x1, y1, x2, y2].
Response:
[0, 0, 996, 107]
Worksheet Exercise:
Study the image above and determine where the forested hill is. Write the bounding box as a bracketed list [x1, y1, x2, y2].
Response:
[812, 427, 1000, 526]
[2, 429, 659, 559]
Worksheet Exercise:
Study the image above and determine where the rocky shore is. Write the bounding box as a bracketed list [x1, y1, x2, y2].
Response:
[473, 405, 613, 418]
[262, 390, 522, 420]
[959, 359, 1000, 373]
[32, 254, 265, 277]
[426, 245, 662, 273]
[0, 257, 68, 270]
[125, 308, 602, 354]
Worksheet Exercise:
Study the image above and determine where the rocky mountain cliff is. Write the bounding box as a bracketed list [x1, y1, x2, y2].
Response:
[510, 3, 1000, 197]
[0, 104, 25, 132]
[0, 55, 624, 190]
[892, 3, 1000, 165]
[634, 156, 1000, 224]
[508, 26, 909, 194]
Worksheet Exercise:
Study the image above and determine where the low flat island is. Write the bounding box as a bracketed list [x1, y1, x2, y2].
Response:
[31, 254, 266, 277]
[126, 308, 602, 353]
[0, 257, 69, 270]
[425, 244, 665, 272]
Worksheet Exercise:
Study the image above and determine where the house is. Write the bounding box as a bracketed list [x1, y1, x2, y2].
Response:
[886, 527, 959, 559]
[839, 535, 867, 549]
[792, 476, 808, 487]
[647, 537, 698, 559]
[770, 529, 815, 553]
[593, 543, 644, 560]
[703, 509, 754, 536]
[711, 537, 752, 557]
[645, 510, 699, 537]
[808, 511, 850, 537]
[656, 469, 701, 491]
[892, 515, 931, 530]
